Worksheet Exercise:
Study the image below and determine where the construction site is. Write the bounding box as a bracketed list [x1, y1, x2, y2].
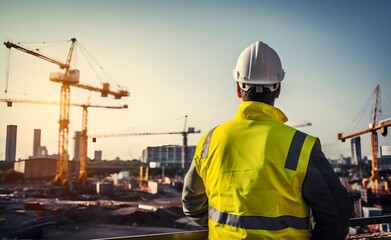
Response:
[1, 38, 391, 240]
[0, 38, 205, 239]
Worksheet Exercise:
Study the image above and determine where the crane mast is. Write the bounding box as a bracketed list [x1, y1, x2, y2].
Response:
[57, 83, 70, 182]
[79, 105, 88, 181]
[51, 39, 74, 182]
[4, 39, 129, 185]
[370, 85, 380, 182]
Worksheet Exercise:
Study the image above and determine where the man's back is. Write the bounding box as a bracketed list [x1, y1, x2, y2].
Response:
[192, 101, 317, 239]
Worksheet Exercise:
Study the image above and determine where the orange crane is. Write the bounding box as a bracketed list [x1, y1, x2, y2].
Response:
[0, 98, 127, 181]
[338, 85, 391, 192]
[4, 39, 129, 184]
[90, 115, 200, 169]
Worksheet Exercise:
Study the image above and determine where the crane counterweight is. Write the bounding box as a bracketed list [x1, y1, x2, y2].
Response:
[50, 70, 80, 84]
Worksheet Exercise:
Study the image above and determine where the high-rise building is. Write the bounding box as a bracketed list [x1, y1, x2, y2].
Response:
[33, 129, 41, 157]
[5, 125, 17, 162]
[351, 136, 362, 165]
[73, 131, 81, 160]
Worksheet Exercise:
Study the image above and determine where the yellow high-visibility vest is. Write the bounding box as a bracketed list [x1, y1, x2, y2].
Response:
[194, 101, 318, 240]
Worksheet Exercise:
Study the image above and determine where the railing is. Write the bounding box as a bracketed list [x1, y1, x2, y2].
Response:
[93, 230, 208, 240]
[350, 215, 391, 227]
[348, 215, 391, 239]
[94, 216, 391, 240]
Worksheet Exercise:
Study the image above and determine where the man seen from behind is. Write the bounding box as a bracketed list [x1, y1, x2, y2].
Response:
[182, 41, 353, 240]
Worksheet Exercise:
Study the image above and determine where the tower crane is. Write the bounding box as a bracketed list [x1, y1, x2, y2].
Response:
[90, 115, 200, 169]
[338, 85, 391, 192]
[0, 98, 127, 181]
[3, 39, 129, 184]
[77, 103, 128, 181]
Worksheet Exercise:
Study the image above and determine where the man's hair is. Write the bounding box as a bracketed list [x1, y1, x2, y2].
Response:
[241, 86, 280, 104]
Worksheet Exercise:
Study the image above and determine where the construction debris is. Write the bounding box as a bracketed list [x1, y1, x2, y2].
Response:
[0, 182, 202, 239]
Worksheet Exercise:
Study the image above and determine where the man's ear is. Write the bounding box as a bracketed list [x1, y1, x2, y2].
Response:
[275, 84, 281, 98]
[236, 82, 242, 98]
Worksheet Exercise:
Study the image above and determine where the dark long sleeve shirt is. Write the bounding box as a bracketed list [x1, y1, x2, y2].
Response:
[302, 144, 353, 240]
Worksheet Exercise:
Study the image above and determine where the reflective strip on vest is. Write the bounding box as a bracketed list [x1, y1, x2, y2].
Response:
[201, 127, 216, 158]
[209, 206, 309, 230]
[285, 130, 307, 171]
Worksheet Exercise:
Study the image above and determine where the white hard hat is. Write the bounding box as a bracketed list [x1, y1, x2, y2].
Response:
[233, 41, 285, 92]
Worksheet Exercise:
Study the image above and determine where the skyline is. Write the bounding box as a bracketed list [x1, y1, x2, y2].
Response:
[1, 1, 391, 161]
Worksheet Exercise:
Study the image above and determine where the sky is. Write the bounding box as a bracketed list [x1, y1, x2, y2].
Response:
[0, 0, 391, 161]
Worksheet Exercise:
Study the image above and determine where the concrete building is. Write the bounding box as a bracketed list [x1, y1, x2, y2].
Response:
[351, 136, 362, 165]
[14, 155, 79, 180]
[73, 131, 81, 160]
[5, 125, 17, 162]
[379, 146, 391, 171]
[94, 151, 102, 161]
[380, 145, 391, 156]
[33, 129, 41, 157]
[36, 146, 48, 157]
[141, 145, 196, 168]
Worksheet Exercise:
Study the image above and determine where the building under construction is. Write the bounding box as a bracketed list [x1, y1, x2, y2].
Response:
[142, 145, 196, 168]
